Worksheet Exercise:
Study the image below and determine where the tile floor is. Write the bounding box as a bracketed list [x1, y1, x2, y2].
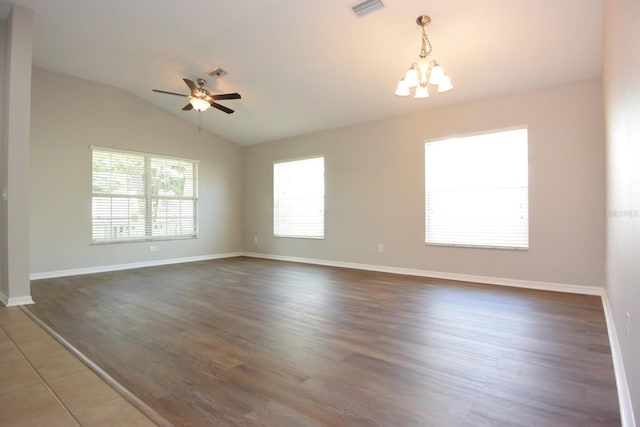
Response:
[0, 305, 155, 426]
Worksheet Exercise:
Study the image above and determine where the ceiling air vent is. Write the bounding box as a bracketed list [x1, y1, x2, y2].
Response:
[208, 67, 228, 79]
[349, 0, 384, 17]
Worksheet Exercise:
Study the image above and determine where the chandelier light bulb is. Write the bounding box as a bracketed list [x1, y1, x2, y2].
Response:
[404, 66, 419, 88]
[429, 64, 445, 85]
[414, 84, 429, 99]
[395, 80, 410, 96]
[437, 75, 453, 92]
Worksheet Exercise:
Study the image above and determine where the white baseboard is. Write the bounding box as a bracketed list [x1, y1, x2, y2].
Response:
[29, 252, 244, 280]
[0, 291, 34, 307]
[242, 252, 605, 296]
[602, 294, 637, 427]
[30, 251, 605, 295]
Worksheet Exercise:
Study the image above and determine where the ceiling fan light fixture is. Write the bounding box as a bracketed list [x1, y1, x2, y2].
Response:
[190, 97, 211, 112]
[152, 77, 240, 115]
[395, 15, 453, 99]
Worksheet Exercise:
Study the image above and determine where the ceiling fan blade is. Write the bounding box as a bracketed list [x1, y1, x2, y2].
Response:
[210, 102, 234, 114]
[183, 78, 197, 93]
[182, 103, 193, 111]
[212, 93, 241, 100]
[152, 89, 188, 97]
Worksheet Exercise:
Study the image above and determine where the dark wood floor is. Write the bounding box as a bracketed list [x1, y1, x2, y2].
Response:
[28, 257, 620, 426]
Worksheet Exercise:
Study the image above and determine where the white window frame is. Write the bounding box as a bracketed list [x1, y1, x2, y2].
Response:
[273, 156, 325, 239]
[91, 146, 199, 244]
[424, 128, 529, 250]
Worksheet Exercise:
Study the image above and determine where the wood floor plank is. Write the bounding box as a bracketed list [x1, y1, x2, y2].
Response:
[27, 256, 620, 426]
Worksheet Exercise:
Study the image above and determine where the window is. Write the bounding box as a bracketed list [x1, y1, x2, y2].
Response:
[273, 157, 324, 239]
[91, 147, 198, 243]
[425, 128, 528, 249]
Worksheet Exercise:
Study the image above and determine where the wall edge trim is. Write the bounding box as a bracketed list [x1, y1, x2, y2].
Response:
[602, 293, 637, 427]
[0, 292, 34, 307]
[29, 252, 244, 280]
[242, 252, 604, 296]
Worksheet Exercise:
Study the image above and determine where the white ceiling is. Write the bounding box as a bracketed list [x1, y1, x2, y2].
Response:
[1, 0, 603, 146]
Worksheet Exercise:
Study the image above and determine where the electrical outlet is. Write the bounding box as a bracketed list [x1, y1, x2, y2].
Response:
[377, 243, 384, 253]
[149, 245, 158, 252]
[253, 236, 259, 244]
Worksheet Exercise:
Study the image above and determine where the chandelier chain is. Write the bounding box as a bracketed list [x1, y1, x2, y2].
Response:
[420, 26, 432, 59]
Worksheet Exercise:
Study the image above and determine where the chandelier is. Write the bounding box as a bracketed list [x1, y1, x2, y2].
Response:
[395, 15, 453, 98]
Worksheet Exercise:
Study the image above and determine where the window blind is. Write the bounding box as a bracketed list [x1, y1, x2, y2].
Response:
[273, 157, 324, 239]
[91, 147, 198, 243]
[425, 129, 529, 249]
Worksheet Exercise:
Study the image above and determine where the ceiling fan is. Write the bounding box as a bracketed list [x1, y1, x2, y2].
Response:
[152, 78, 241, 114]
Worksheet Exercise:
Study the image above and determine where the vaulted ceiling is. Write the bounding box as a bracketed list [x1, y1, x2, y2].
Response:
[1, 0, 603, 145]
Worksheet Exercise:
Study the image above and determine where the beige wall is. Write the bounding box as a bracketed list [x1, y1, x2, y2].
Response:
[29, 72, 607, 288]
[244, 79, 606, 287]
[29, 68, 244, 274]
[604, 0, 640, 422]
